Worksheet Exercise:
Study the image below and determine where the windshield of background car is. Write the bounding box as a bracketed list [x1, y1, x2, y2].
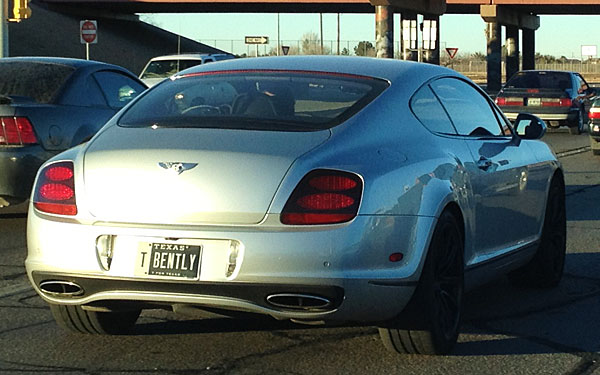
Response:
[140, 60, 204, 79]
[118, 70, 389, 131]
[0, 61, 75, 103]
[505, 71, 572, 90]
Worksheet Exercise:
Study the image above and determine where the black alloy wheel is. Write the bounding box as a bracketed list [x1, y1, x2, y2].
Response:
[379, 210, 464, 355]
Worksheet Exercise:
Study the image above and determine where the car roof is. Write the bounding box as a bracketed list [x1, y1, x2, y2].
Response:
[174, 55, 459, 86]
[148, 53, 233, 61]
[0, 56, 123, 70]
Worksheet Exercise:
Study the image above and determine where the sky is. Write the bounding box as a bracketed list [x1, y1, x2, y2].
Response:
[139, 13, 599, 59]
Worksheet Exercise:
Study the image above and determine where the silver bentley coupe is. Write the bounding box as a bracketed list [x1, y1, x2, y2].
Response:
[26, 56, 566, 355]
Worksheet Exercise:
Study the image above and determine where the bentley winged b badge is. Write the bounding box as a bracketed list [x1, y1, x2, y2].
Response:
[158, 162, 198, 175]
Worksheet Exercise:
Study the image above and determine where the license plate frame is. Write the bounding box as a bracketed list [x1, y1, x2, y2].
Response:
[527, 97, 541, 106]
[134, 242, 202, 280]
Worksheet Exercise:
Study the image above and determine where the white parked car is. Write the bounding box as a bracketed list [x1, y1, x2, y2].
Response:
[139, 53, 235, 87]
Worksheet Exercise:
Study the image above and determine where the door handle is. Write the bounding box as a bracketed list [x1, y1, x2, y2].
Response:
[477, 157, 493, 170]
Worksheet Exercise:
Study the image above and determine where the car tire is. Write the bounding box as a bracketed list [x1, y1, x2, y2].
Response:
[591, 138, 600, 155]
[568, 109, 584, 135]
[49, 304, 140, 335]
[509, 176, 566, 288]
[378, 210, 464, 355]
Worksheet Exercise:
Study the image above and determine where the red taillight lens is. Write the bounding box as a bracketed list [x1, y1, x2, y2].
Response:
[33, 161, 77, 216]
[0, 117, 37, 145]
[297, 193, 355, 210]
[281, 170, 362, 225]
[541, 98, 572, 107]
[495, 97, 523, 106]
[590, 107, 600, 119]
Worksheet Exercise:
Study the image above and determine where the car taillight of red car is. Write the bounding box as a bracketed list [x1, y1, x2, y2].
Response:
[0, 117, 37, 145]
[281, 169, 363, 225]
[33, 161, 78, 216]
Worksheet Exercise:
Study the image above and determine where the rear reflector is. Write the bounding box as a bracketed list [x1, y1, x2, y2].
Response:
[33, 161, 77, 216]
[495, 97, 523, 106]
[0, 117, 37, 145]
[541, 98, 572, 107]
[281, 170, 362, 225]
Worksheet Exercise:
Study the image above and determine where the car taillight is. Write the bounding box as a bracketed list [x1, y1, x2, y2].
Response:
[0, 117, 37, 145]
[495, 97, 523, 106]
[589, 107, 600, 119]
[541, 98, 572, 107]
[281, 170, 362, 225]
[33, 161, 77, 216]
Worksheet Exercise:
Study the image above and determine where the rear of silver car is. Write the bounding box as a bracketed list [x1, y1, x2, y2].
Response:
[26, 68, 426, 324]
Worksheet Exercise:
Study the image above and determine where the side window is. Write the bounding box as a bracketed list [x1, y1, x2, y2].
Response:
[83, 76, 107, 107]
[93, 71, 146, 109]
[410, 85, 456, 135]
[491, 103, 513, 136]
[430, 77, 505, 137]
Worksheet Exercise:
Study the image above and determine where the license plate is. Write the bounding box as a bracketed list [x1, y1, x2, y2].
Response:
[135, 242, 202, 279]
[527, 98, 541, 106]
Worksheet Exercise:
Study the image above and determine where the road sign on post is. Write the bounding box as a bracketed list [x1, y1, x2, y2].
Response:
[281, 46, 290, 56]
[445, 47, 458, 59]
[245, 36, 269, 44]
[80, 20, 97, 61]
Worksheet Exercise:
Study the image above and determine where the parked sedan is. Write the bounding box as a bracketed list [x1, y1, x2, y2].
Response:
[0, 57, 146, 209]
[589, 99, 600, 155]
[26, 56, 565, 355]
[495, 70, 591, 135]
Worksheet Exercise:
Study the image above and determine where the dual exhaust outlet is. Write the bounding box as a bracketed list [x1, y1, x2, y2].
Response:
[39, 280, 84, 297]
[39, 281, 333, 311]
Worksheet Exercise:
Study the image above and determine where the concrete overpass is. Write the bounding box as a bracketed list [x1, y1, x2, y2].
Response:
[36, 0, 600, 90]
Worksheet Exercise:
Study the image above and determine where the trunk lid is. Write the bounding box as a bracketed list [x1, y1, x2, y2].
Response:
[83, 125, 330, 225]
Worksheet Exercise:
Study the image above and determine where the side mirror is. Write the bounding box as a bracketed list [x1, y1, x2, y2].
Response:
[514, 113, 547, 140]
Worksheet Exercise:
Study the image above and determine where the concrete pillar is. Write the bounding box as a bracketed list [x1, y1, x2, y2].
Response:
[505, 26, 519, 81]
[375, 5, 394, 58]
[422, 15, 440, 65]
[401, 11, 418, 61]
[0, 0, 9, 57]
[522, 29, 535, 70]
[486, 21, 502, 93]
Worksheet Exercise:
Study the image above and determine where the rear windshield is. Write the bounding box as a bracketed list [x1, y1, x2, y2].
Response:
[505, 71, 572, 90]
[0, 61, 75, 103]
[119, 70, 389, 131]
[140, 60, 205, 79]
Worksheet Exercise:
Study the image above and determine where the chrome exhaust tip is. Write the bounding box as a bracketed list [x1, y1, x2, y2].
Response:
[266, 293, 332, 310]
[39, 280, 84, 297]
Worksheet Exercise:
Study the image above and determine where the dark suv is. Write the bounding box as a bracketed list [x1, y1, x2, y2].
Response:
[495, 70, 591, 135]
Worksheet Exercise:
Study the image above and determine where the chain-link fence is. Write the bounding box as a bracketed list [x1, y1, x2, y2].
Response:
[198, 39, 600, 81]
[198, 39, 405, 57]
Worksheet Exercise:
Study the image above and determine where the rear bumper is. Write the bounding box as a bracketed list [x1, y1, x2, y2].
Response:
[502, 107, 578, 123]
[26, 212, 434, 323]
[0, 145, 54, 206]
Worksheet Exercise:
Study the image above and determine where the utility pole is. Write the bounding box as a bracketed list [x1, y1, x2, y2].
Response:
[319, 13, 323, 54]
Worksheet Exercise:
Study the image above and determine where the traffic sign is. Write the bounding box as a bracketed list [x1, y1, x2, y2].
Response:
[281, 46, 290, 55]
[80, 20, 97, 44]
[245, 36, 269, 45]
[446, 47, 458, 59]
